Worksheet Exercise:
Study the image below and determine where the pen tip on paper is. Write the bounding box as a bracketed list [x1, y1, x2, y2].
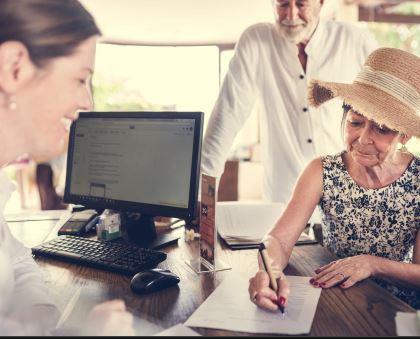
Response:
[277, 298, 286, 315]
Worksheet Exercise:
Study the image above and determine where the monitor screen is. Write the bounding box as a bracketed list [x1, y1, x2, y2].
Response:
[64, 112, 203, 224]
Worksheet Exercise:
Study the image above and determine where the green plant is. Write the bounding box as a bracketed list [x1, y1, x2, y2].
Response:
[92, 74, 162, 111]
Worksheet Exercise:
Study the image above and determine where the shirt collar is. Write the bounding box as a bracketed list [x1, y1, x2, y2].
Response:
[272, 20, 326, 58]
[304, 20, 326, 57]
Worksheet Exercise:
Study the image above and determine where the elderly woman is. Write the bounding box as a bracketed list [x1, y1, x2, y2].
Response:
[0, 0, 133, 335]
[248, 47, 419, 311]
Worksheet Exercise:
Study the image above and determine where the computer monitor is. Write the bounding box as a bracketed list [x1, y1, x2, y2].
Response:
[64, 111, 203, 249]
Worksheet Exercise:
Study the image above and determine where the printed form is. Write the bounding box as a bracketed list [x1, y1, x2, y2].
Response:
[185, 274, 321, 335]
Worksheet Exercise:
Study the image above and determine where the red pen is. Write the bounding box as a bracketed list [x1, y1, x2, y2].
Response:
[258, 243, 285, 314]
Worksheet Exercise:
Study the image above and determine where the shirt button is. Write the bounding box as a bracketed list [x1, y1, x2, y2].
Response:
[307, 138, 313, 144]
[299, 74, 305, 79]
[302, 107, 308, 112]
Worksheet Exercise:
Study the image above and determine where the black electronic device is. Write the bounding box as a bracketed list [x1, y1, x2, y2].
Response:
[31, 236, 167, 275]
[58, 210, 99, 236]
[63, 111, 203, 249]
[130, 268, 180, 294]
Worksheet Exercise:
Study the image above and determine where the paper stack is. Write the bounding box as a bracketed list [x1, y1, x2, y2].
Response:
[216, 202, 318, 250]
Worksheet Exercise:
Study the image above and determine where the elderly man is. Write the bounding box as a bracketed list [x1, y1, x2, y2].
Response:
[201, 0, 378, 203]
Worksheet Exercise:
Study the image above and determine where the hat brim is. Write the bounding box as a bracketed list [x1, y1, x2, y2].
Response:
[308, 79, 420, 138]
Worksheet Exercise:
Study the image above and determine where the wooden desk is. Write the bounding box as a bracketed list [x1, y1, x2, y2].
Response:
[9, 216, 414, 336]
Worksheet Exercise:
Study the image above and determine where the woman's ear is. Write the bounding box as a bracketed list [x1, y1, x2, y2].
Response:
[0, 41, 36, 94]
[399, 133, 412, 146]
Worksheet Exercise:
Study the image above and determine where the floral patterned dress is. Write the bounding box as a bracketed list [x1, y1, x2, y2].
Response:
[319, 152, 420, 309]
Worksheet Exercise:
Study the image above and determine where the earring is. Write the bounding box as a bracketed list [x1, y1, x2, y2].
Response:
[398, 133, 409, 153]
[399, 143, 408, 153]
[8, 95, 17, 110]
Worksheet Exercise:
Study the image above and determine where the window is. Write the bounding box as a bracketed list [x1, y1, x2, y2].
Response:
[93, 44, 220, 132]
[93, 43, 259, 159]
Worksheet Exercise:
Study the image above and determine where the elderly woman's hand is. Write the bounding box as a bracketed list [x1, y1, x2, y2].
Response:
[248, 270, 290, 312]
[311, 255, 377, 289]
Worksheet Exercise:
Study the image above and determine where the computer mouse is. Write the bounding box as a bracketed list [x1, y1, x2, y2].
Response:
[130, 268, 180, 294]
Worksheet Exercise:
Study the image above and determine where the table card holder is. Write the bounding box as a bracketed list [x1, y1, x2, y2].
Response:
[186, 174, 230, 274]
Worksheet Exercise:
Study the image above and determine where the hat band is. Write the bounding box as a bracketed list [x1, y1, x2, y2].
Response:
[354, 66, 420, 116]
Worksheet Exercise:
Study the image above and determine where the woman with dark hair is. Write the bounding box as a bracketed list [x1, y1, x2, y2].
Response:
[248, 48, 419, 311]
[0, 0, 133, 334]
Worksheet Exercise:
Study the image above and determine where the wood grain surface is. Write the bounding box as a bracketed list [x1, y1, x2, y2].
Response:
[9, 214, 414, 336]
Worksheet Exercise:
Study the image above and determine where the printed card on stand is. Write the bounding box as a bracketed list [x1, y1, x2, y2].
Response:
[199, 174, 216, 269]
[186, 174, 230, 274]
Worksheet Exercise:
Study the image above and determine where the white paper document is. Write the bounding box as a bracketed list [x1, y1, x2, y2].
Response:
[216, 202, 286, 245]
[216, 202, 317, 247]
[155, 324, 200, 336]
[185, 274, 321, 335]
[395, 311, 420, 336]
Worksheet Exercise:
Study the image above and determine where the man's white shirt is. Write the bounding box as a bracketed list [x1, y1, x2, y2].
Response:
[201, 20, 378, 203]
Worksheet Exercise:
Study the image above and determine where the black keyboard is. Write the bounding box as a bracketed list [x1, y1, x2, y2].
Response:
[32, 235, 167, 275]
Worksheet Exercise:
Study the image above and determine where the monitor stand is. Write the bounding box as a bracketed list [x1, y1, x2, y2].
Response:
[122, 213, 179, 250]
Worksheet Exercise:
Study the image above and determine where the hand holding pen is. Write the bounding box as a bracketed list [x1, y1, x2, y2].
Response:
[259, 242, 287, 314]
[248, 242, 290, 313]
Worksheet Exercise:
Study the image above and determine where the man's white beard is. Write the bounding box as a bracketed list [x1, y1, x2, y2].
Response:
[275, 19, 315, 44]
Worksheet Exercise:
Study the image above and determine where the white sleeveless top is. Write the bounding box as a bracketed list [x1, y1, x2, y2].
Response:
[0, 170, 59, 334]
[0, 171, 15, 316]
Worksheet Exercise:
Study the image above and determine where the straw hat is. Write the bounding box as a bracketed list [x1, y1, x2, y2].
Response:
[308, 48, 420, 138]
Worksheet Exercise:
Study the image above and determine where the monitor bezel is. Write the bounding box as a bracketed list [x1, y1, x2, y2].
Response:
[63, 111, 203, 221]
